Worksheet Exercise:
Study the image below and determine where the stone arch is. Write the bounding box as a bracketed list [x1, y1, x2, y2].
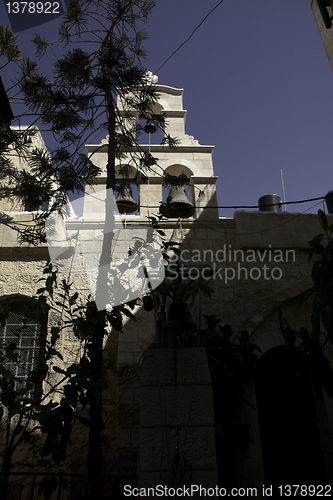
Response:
[155, 98, 170, 111]
[162, 159, 200, 177]
[164, 163, 194, 179]
[115, 163, 138, 179]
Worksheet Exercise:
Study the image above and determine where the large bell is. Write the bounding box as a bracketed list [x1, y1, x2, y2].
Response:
[116, 185, 138, 214]
[163, 302, 198, 335]
[149, 316, 171, 348]
[160, 186, 195, 218]
[143, 120, 157, 134]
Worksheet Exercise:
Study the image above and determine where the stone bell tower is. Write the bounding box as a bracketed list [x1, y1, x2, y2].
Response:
[78, 82, 220, 489]
[83, 82, 219, 221]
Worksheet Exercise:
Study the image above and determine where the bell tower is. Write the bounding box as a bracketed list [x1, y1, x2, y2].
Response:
[83, 82, 219, 221]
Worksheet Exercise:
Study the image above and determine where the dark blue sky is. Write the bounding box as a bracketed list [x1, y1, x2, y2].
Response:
[1, 0, 333, 218]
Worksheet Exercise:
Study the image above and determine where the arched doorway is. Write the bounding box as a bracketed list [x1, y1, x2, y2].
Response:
[255, 346, 327, 492]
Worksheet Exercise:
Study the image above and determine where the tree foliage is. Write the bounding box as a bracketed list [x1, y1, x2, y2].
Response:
[297, 209, 333, 403]
[0, 1, 176, 497]
[1, 1, 177, 245]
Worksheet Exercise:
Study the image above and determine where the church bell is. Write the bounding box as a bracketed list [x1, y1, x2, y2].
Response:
[163, 301, 198, 347]
[160, 186, 195, 218]
[143, 120, 157, 134]
[116, 185, 138, 214]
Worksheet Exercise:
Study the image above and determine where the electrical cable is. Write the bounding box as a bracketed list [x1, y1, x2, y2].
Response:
[138, 194, 326, 210]
[155, 0, 225, 74]
[80, 190, 324, 241]
[191, 200, 323, 237]
[84, 187, 326, 213]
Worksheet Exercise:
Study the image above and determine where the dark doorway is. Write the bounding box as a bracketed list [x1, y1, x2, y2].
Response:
[255, 346, 327, 494]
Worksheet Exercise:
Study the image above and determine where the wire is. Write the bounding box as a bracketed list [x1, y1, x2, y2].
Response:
[155, 0, 225, 74]
[212, 195, 326, 209]
[139, 194, 326, 211]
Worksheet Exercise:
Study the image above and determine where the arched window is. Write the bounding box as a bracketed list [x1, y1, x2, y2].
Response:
[0, 298, 47, 399]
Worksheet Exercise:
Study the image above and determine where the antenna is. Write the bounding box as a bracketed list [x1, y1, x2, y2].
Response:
[280, 169, 286, 212]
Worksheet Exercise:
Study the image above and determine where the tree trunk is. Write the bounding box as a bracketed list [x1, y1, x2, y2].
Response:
[0, 447, 13, 499]
[88, 322, 105, 499]
[87, 89, 117, 499]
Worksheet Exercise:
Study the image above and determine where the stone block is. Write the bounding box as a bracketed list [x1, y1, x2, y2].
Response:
[4, 283, 19, 295]
[0, 274, 12, 283]
[75, 229, 96, 241]
[194, 229, 207, 239]
[131, 428, 140, 448]
[139, 469, 218, 491]
[0, 261, 18, 274]
[16, 273, 40, 284]
[117, 428, 132, 448]
[140, 425, 216, 471]
[118, 404, 140, 427]
[18, 283, 34, 295]
[17, 261, 35, 273]
[34, 261, 48, 273]
[243, 457, 265, 480]
[119, 342, 141, 353]
[140, 385, 215, 427]
[118, 352, 136, 365]
[141, 349, 212, 386]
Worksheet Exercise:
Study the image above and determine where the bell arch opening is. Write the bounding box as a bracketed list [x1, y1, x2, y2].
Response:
[162, 164, 194, 208]
[115, 164, 139, 215]
[138, 102, 164, 145]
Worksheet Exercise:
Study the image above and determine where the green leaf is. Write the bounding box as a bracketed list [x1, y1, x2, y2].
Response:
[298, 288, 314, 309]
[45, 276, 54, 297]
[109, 315, 123, 332]
[297, 327, 310, 340]
[38, 296, 50, 314]
[142, 295, 154, 312]
[53, 366, 67, 375]
[311, 307, 321, 343]
[90, 377, 108, 388]
[77, 415, 90, 427]
[320, 306, 333, 343]
[318, 209, 328, 232]
[121, 307, 136, 321]
[309, 240, 324, 255]
[69, 292, 79, 305]
[39, 476, 58, 500]
[324, 278, 333, 302]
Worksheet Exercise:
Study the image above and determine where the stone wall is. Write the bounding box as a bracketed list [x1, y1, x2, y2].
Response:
[140, 349, 217, 491]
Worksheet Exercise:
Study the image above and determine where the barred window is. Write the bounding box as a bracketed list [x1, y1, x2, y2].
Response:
[0, 299, 47, 398]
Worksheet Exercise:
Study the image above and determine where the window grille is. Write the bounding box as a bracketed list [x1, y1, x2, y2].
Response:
[0, 299, 47, 398]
